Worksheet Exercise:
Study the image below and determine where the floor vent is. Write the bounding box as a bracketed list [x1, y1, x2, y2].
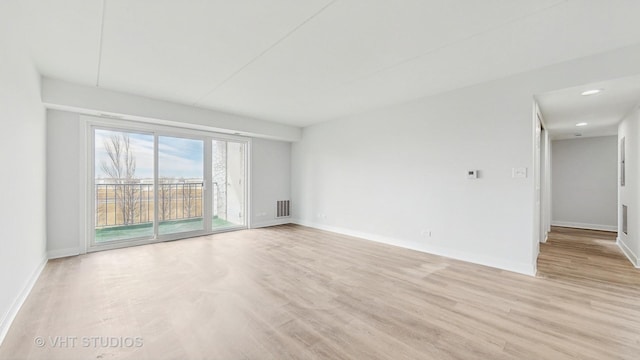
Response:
[276, 200, 290, 218]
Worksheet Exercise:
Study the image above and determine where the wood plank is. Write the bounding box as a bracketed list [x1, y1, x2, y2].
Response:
[0, 225, 638, 359]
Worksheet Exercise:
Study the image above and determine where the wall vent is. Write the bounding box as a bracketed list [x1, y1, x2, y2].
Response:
[276, 200, 290, 218]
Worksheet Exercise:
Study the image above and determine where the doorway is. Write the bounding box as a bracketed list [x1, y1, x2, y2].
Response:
[533, 75, 640, 269]
[91, 122, 248, 250]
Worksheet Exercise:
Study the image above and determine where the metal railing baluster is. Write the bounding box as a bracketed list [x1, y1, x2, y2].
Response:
[95, 182, 207, 229]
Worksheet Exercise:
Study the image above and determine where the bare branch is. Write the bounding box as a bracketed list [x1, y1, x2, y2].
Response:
[99, 133, 139, 225]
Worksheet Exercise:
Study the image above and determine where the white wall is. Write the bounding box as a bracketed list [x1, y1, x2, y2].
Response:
[618, 107, 640, 267]
[42, 78, 301, 142]
[291, 44, 640, 276]
[46, 110, 291, 256]
[551, 136, 618, 231]
[0, 1, 47, 344]
[292, 80, 537, 275]
[46, 110, 81, 258]
[251, 138, 291, 228]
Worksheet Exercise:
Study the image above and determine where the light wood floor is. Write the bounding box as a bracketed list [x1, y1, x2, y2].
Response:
[1, 225, 639, 359]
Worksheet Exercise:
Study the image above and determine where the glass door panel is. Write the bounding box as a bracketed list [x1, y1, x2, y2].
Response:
[158, 136, 205, 236]
[94, 129, 155, 243]
[91, 123, 248, 251]
[212, 140, 246, 229]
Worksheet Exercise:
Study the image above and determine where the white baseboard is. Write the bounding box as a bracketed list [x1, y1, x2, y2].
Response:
[0, 255, 48, 346]
[539, 230, 548, 243]
[617, 237, 640, 268]
[47, 247, 80, 259]
[541, 231, 548, 243]
[551, 221, 617, 232]
[251, 218, 292, 229]
[292, 219, 536, 277]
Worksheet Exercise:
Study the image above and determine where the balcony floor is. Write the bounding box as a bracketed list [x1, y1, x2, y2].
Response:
[95, 217, 237, 243]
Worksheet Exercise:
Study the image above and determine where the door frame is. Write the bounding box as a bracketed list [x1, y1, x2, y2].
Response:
[83, 115, 250, 253]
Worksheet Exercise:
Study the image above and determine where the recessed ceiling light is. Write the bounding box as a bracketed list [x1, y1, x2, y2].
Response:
[581, 89, 602, 96]
[576, 122, 588, 127]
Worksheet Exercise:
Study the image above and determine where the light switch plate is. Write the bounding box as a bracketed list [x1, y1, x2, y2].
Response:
[512, 167, 527, 178]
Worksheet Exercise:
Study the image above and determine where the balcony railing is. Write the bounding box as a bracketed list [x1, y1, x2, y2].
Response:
[95, 182, 206, 228]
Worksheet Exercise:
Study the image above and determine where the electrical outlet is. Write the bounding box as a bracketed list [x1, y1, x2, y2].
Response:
[420, 229, 432, 238]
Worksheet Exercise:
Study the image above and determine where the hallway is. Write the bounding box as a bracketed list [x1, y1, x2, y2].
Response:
[538, 226, 639, 287]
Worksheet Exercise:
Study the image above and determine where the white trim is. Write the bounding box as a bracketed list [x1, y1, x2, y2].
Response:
[47, 247, 80, 259]
[551, 221, 617, 232]
[86, 226, 247, 253]
[203, 139, 213, 232]
[153, 132, 159, 239]
[0, 256, 47, 346]
[246, 140, 252, 230]
[79, 119, 89, 254]
[532, 100, 542, 269]
[81, 115, 250, 142]
[252, 219, 292, 229]
[292, 220, 536, 276]
[617, 237, 640, 268]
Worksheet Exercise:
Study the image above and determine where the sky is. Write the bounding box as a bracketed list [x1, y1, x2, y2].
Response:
[95, 129, 204, 180]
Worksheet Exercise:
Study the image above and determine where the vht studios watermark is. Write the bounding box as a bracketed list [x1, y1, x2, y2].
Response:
[34, 336, 143, 348]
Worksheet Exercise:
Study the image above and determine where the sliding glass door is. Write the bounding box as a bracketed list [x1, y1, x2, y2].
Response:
[94, 129, 155, 243]
[212, 139, 247, 230]
[158, 135, 205, 237]
[91, 123, 247, 249]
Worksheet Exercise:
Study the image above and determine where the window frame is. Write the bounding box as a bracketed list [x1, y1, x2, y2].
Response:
[85, 116, 250, 252]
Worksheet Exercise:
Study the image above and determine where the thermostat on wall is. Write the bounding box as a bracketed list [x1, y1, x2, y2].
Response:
[467, 170, 478, 179]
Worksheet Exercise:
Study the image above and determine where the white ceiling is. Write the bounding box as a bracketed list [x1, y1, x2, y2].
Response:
[21, 0, 640, 127]
[537, 75, 640, 140]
